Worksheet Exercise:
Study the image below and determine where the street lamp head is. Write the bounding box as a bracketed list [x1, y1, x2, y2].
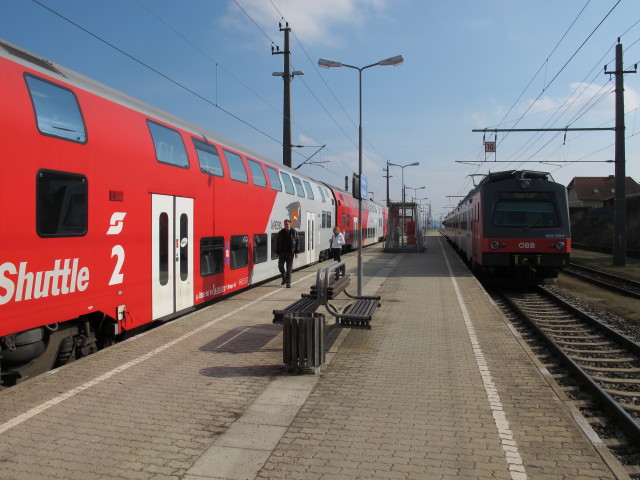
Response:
[409, 162, 419, 167]
[378, 55, 404, 67]
[273, 71, 304, 77]
[318, 58, 343, 68]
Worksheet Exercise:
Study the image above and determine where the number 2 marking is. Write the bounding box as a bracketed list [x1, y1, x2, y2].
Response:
[109, 245, 125, 285]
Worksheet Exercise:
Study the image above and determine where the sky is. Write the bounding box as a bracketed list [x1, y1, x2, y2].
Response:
[1, 0, 639, 223]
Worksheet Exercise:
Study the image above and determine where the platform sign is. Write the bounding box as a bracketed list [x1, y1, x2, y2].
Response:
[484, 141, 496, 153]
[360, 174, 368, 200]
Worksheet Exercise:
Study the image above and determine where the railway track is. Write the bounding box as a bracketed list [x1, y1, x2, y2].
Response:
[493, 286, 640, 477]
[563, 263, 640, 300]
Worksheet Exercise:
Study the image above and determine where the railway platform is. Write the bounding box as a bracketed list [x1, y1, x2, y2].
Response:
[0, 232, 627, 480]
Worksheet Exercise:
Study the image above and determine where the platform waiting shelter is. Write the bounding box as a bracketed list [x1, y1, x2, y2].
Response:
[384, 201, 425, 252]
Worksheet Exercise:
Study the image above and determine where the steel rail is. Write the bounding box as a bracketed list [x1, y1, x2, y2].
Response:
[564, 263, 640, 301]
[502, 287, 640, 441]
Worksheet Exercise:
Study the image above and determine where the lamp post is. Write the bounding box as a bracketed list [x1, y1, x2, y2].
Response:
[404, 186, 425, 203]
[416, 198, 429, 232]
[387, 161, 419, 246]
[319, 55, 404, 295]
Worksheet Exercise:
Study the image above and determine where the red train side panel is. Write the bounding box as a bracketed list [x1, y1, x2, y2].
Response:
[0, 41, 389, 387]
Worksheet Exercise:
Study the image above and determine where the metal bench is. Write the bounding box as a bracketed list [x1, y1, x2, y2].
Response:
[273, 296, 320, 324]
[315, 262, 381, 330]
[274, 264, 350, 324]
[273, 261, 381, 329]
[307, 272, 350, 300]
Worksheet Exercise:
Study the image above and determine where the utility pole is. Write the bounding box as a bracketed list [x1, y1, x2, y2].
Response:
[272, 22, 292, 168]
[605, 39, 637, 266]
[384, 163, 392, 206]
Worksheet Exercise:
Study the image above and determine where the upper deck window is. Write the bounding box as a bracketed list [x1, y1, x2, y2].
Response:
[25, 75, 87, 143]
[280, 172, 295, 195]
[247, 159, 267, 187]
[222, 150, 248, 183]
[292, 176, 305, 198]
[303, 181, 315, 199]
[147, 120, 189, 168]
[193, 138, 223, 177]
[265, 165, 282, 191]
[317, 186, 326, 203]
[492, 201, 559, 228]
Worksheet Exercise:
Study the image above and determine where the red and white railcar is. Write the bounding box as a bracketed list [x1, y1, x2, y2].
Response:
[328, 187, 387, 253]
[443, 170, 570, 284]
[0, 40, 387, 386]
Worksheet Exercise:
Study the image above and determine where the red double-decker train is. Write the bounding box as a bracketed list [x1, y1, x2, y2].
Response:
[0, 40, 387, 387]
[443, 170, 570, 284]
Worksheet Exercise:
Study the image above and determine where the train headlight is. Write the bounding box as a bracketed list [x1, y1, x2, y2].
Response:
[490, 241, 501, 250]
[554, 241, 566, 251]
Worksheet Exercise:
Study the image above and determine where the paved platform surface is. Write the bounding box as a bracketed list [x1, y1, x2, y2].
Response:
[0, 233, 626, 479]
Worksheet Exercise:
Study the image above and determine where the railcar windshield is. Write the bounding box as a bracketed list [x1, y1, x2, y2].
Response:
[492, 201, 559, 229]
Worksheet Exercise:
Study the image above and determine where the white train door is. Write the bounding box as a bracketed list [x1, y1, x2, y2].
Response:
[306, 211, 316, 264]
[151, 194, 194, 319]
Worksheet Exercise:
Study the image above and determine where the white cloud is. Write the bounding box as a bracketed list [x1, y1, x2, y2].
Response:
[520, 82, 620, 126]
[223, 0, 390, 46]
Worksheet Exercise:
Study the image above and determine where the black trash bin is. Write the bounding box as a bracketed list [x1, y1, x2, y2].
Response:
[283, 312, 325, 374]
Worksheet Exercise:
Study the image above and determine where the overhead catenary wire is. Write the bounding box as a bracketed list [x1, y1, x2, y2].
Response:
[457, 1, 632, 208]
[30, 0, 285, 146]
[470, 1, 637, 183]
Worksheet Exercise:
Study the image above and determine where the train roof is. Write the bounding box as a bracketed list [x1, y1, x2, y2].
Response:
[445, 170, 557, 219]
[479, 170, 553, 186]
[1, 39, 389, 211]
[0, 40, 265, 163]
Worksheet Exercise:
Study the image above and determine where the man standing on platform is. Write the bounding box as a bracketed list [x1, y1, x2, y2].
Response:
[275, 219, 299, 288]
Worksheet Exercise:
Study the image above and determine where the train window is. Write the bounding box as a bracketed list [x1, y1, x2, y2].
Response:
[25, 75, 87, 143]
[193, 138, 223, 177]
[179, 214, 189, 281]
[292, 176, 305, 198]
[230, 235, 249, 269]
[222, 150, 248, 183]
[159, 213, 169, 285]
[200, 237, 224, 276]
[247, 159, 267, 187]
[327, 211, 332, 227]
[298, 232, 306, 253]
[492, 201, 559, 228]
[270, 233, 279, 260]
[253, 233, 268, 264]
[322, 211, 327, 228]
[317, 186, 326, 202]
[265, 166, 282, 191]
[36, 169, 87, 237]
[280, 173, 295, 195]
[147, 120, 189, 168]
[302, 181, 315, 199]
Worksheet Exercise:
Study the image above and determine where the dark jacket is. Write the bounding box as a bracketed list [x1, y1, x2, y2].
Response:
[275, 227, 300, 255]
